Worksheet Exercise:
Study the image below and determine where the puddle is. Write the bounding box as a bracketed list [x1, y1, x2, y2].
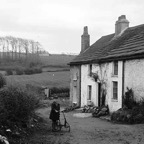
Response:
[73, 113, 92, 118]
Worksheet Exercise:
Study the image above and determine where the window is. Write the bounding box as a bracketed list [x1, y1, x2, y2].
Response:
[89, 64, 92, 76]
[87, 85, 92, 100]
[113, 61, 118, 75]
[113, 81, 118, 100]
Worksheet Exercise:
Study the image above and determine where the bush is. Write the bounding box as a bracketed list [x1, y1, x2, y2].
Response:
[24, 67, 42, 75]
[15, 68, 24, 75]
[6, 69, 13, 75]
[0, 86, 40, 128]
[50, 87, 70, 97]
[24, 68, 34, 75]
[123, 87, 138, 109]
[0, 74, 6, 88]
[111, 105, 144, 124]
[33, 67, 42, 74]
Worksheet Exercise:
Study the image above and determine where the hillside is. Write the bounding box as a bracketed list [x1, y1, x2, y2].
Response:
[40, 54, 76, 67]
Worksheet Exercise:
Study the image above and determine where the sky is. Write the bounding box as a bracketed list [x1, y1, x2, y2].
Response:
[0, 0, 144, 54]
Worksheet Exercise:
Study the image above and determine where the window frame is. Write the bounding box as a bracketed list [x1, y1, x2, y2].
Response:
[89, 64, 92, 76]
[87, 85, 92, 100]
[113, 61, 118, 75]
[112, 81, 118, 100]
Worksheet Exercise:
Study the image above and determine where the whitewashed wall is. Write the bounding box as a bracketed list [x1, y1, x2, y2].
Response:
[124, 59, 144, 101]
[81, 64, 97, 106]
[70, 65, 81, 106]
[80, 61, 123, 112]
[109, 61, 123, 112]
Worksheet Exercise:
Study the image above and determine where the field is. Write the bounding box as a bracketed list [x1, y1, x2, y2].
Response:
[40, 54, 76, 66]
[6, 71, 70, 88]
[3, 54, 76, 88]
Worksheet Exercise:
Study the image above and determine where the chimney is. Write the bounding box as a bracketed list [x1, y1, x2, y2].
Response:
[81, 26, 90, 53]
[115, 15, 129, 36]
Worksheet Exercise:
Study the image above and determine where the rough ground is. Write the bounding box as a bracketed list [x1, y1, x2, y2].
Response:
[25, 107, 144, 144]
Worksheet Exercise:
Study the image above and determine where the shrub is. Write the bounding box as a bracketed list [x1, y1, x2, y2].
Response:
[6, 69, 13, 75]
[0, 86, 39, 128]
[24, 67, 42, 75]
[33, 67, 42, 74]
[111, 103, 144, 124]
[123, 87, 138, 109]
[50, 87, 70, 97]
[15, 68, 24, 75]
[0, 74, 6, 89]
[24, 68, 34, 75]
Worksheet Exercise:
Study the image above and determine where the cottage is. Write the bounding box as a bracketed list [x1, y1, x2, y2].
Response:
[69, 15, 144, 112]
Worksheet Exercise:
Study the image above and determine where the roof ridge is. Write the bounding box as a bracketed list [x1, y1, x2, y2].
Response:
[128, 24, 144, 30]
[70, 23, 144, 65]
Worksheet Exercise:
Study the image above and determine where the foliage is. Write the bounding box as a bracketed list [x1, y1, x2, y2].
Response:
[0, 36, 43, 62]
[24, 67, 42, 75]
[24, 68, 34, 75]
[6, 69, 13, 75]
[33, 67, 42, 74]
[43, 97, 70, 108]
[15, 68, 24, 75]
[0, 86, 40, 128]
[50, 87, 69, 94]
[89, 72, 99, 82]
[123, 87, 138, 109]
[0, 74, 6, 89]
[49, 87, 70, 98]
[111, 88, 144, 124]
[50, 87, 70, 97]
[89, 64, 108, 107]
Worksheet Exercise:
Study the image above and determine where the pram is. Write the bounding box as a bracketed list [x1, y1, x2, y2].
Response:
[50, 102, 70, 132]
[52, 110, 70, 132]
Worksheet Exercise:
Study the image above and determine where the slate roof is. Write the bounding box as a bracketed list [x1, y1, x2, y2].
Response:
[70, 24, 144, 65]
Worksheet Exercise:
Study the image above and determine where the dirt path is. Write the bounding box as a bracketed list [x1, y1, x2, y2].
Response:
[26, 108, 144, 144]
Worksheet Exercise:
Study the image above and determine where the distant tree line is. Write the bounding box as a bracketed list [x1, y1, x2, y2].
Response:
[0, 36, 45, 63]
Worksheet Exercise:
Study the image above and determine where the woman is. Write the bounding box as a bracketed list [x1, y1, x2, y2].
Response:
[49, 101, 60, 131]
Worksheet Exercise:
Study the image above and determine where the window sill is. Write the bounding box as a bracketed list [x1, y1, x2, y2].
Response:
[111, 74, 118, 78]
[111, 99, 118, 102]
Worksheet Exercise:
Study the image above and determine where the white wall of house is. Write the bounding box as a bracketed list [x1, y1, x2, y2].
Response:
[124, 59, 144, 101]
[109, 61, 123, 112]
[80, 61, 123, 112]
[70, 65, 81, 106]
[81, 64, 97, 106]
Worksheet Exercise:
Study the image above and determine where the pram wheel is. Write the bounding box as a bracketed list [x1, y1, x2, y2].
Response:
[52, 120, 61, 132]
[64, 122, 70, 132]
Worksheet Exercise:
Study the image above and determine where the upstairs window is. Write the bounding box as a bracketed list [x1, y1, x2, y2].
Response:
[89, 64, 92, 76]
[113, 81, 118, 100]
[87, 85, 92, 100]
[113, 61, 118, 75]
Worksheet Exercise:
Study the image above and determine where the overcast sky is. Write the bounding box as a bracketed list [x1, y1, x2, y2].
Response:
[0, 0, 144, 54]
